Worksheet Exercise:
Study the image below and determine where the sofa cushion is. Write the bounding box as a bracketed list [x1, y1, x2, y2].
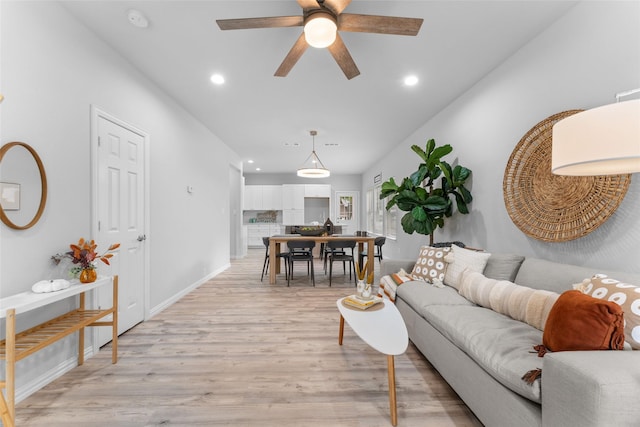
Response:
[423, 304, 543, 403]
[396, 280, 473, 318]
[483, 253, 525, 281]
[444, 245, 491, 290]
[575, 274, 640, 350]
[459, 269, 559, 331]
[543, 290, 625, 352]
[514, 258, 607, 293]
[410, 246, 451, 282]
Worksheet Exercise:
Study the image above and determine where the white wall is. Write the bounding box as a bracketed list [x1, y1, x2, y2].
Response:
[0, 1, 241, 398]
[363, 1, 640, 274]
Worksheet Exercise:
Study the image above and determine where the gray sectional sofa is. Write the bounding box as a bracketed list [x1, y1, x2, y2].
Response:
[381, 254, 640, 427]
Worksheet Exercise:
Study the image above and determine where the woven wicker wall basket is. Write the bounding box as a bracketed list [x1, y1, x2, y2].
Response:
[503, 110, 631, 242]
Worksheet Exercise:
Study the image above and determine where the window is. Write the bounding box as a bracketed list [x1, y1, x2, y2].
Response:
[385, 203, 397, 240]
[366, 186, 397, 239]
[365, 185, 398, 239]
[373, 185, 384, 235]
[366, 188, 374, 232]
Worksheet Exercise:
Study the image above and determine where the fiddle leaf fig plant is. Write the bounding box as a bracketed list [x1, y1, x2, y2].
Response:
[380, 138, 472, 245]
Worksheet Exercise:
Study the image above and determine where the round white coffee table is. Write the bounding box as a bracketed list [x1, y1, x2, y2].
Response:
[337, 297, 408, 426]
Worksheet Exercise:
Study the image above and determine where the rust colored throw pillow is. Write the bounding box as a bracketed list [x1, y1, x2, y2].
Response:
[543, 290, 625, 352]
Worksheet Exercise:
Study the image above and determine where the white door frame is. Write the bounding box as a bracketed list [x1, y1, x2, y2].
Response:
[90, 105, 151, 351]
[229, 164, 244, 259]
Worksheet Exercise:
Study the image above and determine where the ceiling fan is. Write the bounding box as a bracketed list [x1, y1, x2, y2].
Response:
[216, 0, 423, 80]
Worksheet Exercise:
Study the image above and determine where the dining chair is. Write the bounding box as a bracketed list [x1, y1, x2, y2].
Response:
[327, 240, 357, 287]
[359, 236, 386, 267]
[286, 240, 316, 286]
[260, 237, 289, 282]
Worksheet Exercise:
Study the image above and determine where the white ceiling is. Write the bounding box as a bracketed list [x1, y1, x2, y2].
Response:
[59, 0, 576, 175]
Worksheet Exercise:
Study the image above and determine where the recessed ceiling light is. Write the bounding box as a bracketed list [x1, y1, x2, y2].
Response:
[255, 167, 261, 171]
[404, 75, 419, 86]
[247, 160, 254, 164]
[127, 9, 149, 28]
[210, 74, 225, 85]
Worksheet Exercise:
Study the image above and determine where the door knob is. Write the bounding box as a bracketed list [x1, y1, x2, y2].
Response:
[137, 234, 147, 242]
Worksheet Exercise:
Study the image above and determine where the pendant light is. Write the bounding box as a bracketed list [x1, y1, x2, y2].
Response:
[552, 89, 640, 176]
[297, 130, 330, 178]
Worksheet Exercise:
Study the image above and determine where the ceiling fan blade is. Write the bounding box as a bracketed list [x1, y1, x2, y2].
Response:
[338, 14, 423, 36]
[297, 0, 321, 12]
[274, 33, 309, 77]
[327, 33, 360, 80]
[217, 16, 303, 30]
[322, 0, 352, 15]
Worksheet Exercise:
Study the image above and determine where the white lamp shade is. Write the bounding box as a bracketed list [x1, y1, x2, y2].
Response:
[297, 150, 330, 178]
[552, 99, 640, 175]
[297, 167, 330, 178]
[304, 14, 337, 48]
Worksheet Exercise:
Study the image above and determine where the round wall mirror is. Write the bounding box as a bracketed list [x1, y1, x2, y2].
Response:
[0, 142, 48, 230]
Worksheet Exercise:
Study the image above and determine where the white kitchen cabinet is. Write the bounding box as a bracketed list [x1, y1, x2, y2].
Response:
[244, 185, 282, 210]
[283, 209, 305, 226]
[262, 185, 282, 210]
[282, 185, 305, 225]
[246, 224, 266, 247]
[304, 184, 331, 198]
[282, 184, 305, 209]
[244, 185, 260, 210]
[246, 223, 284, 247]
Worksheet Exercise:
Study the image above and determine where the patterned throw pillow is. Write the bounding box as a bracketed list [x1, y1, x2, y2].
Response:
[378, 269, 413, 302]
[410, 246, 451, 283]
[443, 244, 491, 290]
[575, 274, 640, 350]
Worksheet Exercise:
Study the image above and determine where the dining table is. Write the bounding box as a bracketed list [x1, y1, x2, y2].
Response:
[268, 234, 377, 285]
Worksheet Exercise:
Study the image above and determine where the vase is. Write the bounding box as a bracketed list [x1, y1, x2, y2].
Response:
[79, 268, 97, 283]
[356, 280, 365, 297]
[362, 286, 372, 299]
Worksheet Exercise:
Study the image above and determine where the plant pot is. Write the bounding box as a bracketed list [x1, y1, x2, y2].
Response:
[79, 268, 97, 283]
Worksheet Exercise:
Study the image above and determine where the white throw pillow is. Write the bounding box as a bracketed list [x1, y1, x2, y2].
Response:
[444, 245, 491, 290]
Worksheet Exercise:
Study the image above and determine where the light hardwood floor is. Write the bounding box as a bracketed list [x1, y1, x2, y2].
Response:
[15, 249, 482, 426]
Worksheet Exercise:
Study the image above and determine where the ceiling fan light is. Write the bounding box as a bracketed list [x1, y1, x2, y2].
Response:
[304, 14, 337, 48]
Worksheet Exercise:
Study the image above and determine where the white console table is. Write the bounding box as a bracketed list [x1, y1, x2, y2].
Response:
[0, 275, 118, 426]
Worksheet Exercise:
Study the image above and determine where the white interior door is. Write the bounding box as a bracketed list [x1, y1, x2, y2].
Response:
[93, 109, 147, 346]
[335, 191, 359, 234]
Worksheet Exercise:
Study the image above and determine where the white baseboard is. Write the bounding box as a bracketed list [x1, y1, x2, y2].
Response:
[148, 264, 230, 319]
[15, 346, 95, 404]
